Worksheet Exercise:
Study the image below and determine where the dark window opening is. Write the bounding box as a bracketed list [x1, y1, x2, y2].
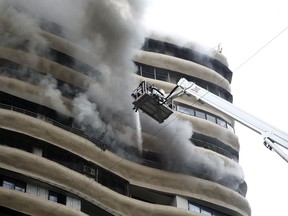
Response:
[98, 169, 128, 195]
[48, 190, 66, 204]
[156, 68, 169, 81]
[81, 199, 113, 216]
[0, 58, 84, 99]
[0, 128, 129, 196]
[0, 91, 74, 126]
[45, 49, 101, 78]
[142, 38, 233, 83]
[0, 206, 29, 216]
[130, 185, 174, 206]
[1, 177, 26, 193]
[135, 62, 233, 102]
[191, 133, 239, 161]
[141, 64, 155, 79]
[0, 125, 246, 197]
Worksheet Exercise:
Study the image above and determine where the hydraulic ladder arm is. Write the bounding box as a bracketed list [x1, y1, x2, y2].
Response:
[132, 78, 288, 163]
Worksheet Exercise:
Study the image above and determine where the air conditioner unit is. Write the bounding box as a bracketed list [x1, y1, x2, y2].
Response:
[83, 165, 96, 176]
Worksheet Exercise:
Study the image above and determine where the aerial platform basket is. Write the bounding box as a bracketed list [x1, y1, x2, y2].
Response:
[131, 81, 173, 123]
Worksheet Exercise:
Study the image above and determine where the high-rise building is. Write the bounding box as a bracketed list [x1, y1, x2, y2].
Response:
[0, 2, 250, 216]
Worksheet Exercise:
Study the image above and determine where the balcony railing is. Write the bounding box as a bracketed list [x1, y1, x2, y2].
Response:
[0, 103, 247, 196]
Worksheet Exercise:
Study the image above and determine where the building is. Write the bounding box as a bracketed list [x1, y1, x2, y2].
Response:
[0, 2, 251, 216]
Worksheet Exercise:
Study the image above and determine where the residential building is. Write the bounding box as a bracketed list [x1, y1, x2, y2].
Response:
[0, 3, 250, 216]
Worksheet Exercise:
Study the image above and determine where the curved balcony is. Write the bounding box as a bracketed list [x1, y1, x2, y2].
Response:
[142, 38, 233, 83]
[0, 145, 250, 216]
[0, 106, 247, 197]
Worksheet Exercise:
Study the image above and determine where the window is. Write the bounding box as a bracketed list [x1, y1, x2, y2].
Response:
[175, 102, 233, 132]
[227, 124, 234, 133]
[177, 105, 194, 116]
[206, 114, 216, 123]
[156, 68, 169, 81]
[49, 190, 67, 204]
[98, 169, 128, 195]
[3, 180, 14, 189]
[32, 146, 43, 156]
[66, 196, 81, 211]
[15, 185, 26, 192]
[201, 207, 212, 215]
[137, 65, 142, 76]
[217, 118, 227, 128]
[49, 191, 58, 202]
[83, 165, 96, 177]
[195, 110, 206, 119]
[188, 202, 200, 212]
[169, 75, 178, 84]
[2, 178, 26, 192]
[134, 61, 233, 102]
[15, 181, 26, 192]
[188, 201, 230, 216]
[141, 65, 155, 79]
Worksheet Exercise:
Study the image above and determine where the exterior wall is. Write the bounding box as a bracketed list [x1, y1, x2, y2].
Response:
[136, 77, 239, 151]
[147, 34, 229, 67]
[134, 51, 231, 91]
[0, 187, 87, 216]
[0, 76, 73, 115]
[0, 6, 250, 216]
[133, 37, 250, 215]
[0, 47, 92, 89]
[0, 109, 250, 216]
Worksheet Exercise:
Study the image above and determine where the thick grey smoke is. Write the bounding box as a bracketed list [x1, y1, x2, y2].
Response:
[0, 1, 67, 113]
[141, 114, 244, 189]
[0, 0, 244, 189]
[0, 2, 47, 54]
[40, 76, 71, 116]
[0, 0, 147, 150]
[67, 0, 148, 150]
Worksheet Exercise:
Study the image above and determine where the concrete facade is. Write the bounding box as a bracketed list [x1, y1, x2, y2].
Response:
[0, 3, 250, 216]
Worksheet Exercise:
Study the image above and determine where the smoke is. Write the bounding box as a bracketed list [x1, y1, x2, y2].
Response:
[68, 0, 147, 151]
[148, 32, 228, 69]
[0, 1, 71, 114]
[0, 0, 244, 190]
[0, 0, 147, 152]
[13, 0, 148, 150]
[40, 76, 71, 116]
[141, 114, 244, 189]
[73, 81, 143, 151]
[0, 2, 47, 54]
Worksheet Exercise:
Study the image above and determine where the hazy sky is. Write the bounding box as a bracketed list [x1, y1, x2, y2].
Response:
[143, 0, 288, 215]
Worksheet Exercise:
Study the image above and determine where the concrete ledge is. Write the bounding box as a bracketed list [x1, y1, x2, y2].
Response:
[0, 76, 73, 116]
[0, 146, 206, 216]
[0, 46, 92, 89]
[0, 187, 87, 216]
[134, 50, 231, 92]
[0, 109, 251, 216]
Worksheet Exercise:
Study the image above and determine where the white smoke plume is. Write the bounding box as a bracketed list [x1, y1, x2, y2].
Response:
[141, 114, 244, 189]
[40, 76, 71, 116]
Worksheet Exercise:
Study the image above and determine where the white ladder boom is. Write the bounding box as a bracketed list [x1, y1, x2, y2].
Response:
[174, 78, 288, 163]
[132, 78, 288, 163]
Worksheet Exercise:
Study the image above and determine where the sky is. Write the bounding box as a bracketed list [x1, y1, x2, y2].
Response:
[143, 0, 288, 215]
